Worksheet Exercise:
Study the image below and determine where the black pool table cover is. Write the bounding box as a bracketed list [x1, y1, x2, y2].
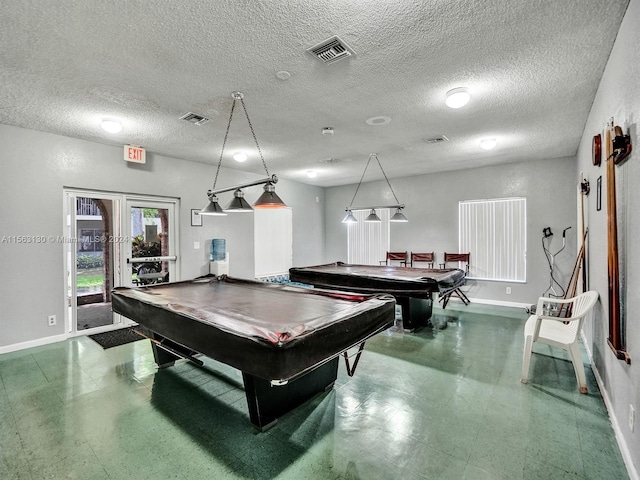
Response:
[111, 275, 395, 382]
[289, 262, 466, 297]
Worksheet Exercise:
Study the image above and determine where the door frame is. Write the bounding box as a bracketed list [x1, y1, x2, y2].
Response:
[63, 189, 180, 335]
[123, 196, 180, 289]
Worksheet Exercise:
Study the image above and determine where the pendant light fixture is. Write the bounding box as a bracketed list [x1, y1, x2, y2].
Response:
[342, 153, 408, 224]
[201, 92, 287, 216]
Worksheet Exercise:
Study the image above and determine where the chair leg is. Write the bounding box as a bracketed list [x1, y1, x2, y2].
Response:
[568, 343, 588, 394]
[455, 288, 470, 305]
[521, 335, 533, 384]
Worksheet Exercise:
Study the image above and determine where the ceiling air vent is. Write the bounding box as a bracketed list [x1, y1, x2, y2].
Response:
[318, 157, 350, 164]
[424, 135, 449, 144]
[307, 36, 355, 65]
[179, 112, 210, 126]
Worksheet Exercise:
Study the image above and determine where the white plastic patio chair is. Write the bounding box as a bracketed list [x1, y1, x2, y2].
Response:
[521, 291, 599, 394]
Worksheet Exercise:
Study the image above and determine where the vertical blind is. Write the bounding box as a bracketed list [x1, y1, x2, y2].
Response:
[347, 209, 390, 265]
[459, 198, 526, 282]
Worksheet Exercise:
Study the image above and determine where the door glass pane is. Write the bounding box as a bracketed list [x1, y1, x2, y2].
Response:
[130, 206, 170, 285]
[76, 197, 115, 330]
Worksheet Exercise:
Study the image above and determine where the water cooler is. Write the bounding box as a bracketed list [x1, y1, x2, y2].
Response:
[209, 238, 229, 276]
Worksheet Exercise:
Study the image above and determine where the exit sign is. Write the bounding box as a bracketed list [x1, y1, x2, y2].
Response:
[124, 145, 146, 164]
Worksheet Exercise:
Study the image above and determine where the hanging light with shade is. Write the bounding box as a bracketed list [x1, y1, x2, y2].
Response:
[200, 91, 287, 216]
[342, 153, 408, 224]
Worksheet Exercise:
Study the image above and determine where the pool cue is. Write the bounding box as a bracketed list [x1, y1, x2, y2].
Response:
[605, 119, 629, 363]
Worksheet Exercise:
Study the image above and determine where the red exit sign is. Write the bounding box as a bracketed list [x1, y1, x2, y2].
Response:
[124, 145, 146, 164]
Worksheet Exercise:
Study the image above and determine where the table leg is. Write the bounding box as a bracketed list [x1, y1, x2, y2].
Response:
[242, 357, 339, 431]
[397, 296, 433, 331]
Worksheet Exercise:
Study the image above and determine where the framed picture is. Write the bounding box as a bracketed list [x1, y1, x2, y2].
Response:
[191, 209, 203, 226]
[596, 176, 602, 212]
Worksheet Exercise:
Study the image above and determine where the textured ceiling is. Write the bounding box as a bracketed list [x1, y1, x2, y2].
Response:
[0, 0, 630, 187]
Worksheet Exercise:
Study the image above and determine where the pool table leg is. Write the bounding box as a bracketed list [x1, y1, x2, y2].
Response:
[242, 357, 339, 431]
[397, 296, 433, 331]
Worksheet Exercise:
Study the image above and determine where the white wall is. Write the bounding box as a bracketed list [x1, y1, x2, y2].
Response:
[324, 156, 578, 306]
[0, 124, 324, 348]
[576, 0, 639, 475]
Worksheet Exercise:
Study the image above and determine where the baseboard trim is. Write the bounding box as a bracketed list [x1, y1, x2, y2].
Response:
[582, 333, 639, 480]
[0, 322, 136, 355]
[465, 297, 531, 309]
[0, 333, 69, 355]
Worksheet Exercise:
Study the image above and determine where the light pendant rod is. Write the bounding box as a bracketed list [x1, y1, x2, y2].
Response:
[237, 92, 271, 178]
[209, 94, 238, 193]
[347, 204, 405, 211]
[346, 154, 373, 210]
[211, 175, 278, 196]
[373, 153, 402, 206]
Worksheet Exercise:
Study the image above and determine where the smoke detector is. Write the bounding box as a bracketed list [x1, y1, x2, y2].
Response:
[322, 127, 334, 135]
[307, 36, 355, 65]
[179, 112, 210, 126]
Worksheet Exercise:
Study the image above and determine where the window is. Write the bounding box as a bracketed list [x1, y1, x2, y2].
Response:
[459, 198, 526, 282]
[347, 209, 390, 265]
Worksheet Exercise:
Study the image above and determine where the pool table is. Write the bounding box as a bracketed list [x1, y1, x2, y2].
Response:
[289, 262, 466, 331]
[111, 275, 395, 430]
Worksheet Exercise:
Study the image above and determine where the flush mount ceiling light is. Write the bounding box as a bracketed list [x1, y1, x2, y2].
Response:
[480, 138, 497, 150]
[342, 153, 408, 224]
[233, 151, 248, 162]
[101, 119, 122, 133]
[306, 170, 318, 178]
[365, 116, 392, 126]
[445, 87, 470, 109]
[200, 92, 287, 216]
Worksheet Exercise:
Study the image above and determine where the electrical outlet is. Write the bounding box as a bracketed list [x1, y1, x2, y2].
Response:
[630, 405, 635, 432]
[506, 287, 511, 294]
[47, 315, 56, 326]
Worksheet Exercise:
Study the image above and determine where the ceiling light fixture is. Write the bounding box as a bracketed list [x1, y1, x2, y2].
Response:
[480, 138, 497, 150]
[342, 153, 408, 224]
[365, 116, 392, 126]
[101, 119, 122, 133]
[306, 170, 317, 178]
[200, 92, 287, 216]
[445, 87, 470, 109]
[233, 152, 248, 162]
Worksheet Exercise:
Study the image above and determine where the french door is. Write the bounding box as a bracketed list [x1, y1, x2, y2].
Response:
[64, 190, 179, 334]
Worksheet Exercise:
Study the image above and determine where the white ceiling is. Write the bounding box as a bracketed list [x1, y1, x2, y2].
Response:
[0, 1, 630, 187]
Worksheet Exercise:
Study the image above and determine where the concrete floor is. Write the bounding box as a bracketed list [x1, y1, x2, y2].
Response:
[0, 303, 629, 479]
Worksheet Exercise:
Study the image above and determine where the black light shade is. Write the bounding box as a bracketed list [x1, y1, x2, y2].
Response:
[342, 210, 358, 223]
[224, 189, 253, 212]
[253, 183, 287, 209]
[200, 195, 227, 216]
[364, 209, 381, 222]
[390, 208, 408, 222]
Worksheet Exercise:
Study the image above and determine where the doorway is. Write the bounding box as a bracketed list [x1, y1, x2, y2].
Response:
[64, 190, 179, 334]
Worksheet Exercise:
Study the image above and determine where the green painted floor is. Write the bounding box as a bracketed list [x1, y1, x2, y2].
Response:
[0, 303, 629, 479]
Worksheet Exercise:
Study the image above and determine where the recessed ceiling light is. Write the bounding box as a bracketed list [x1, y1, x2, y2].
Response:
[306, 170, 318, 178]
[276, 70, 291, 80]
[480, 138, 497, 150]
[366, 116, 391, 126]
[101, 119, 122, 133]
[233, 152, 248, 162]
[445, 87, 470, 109]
